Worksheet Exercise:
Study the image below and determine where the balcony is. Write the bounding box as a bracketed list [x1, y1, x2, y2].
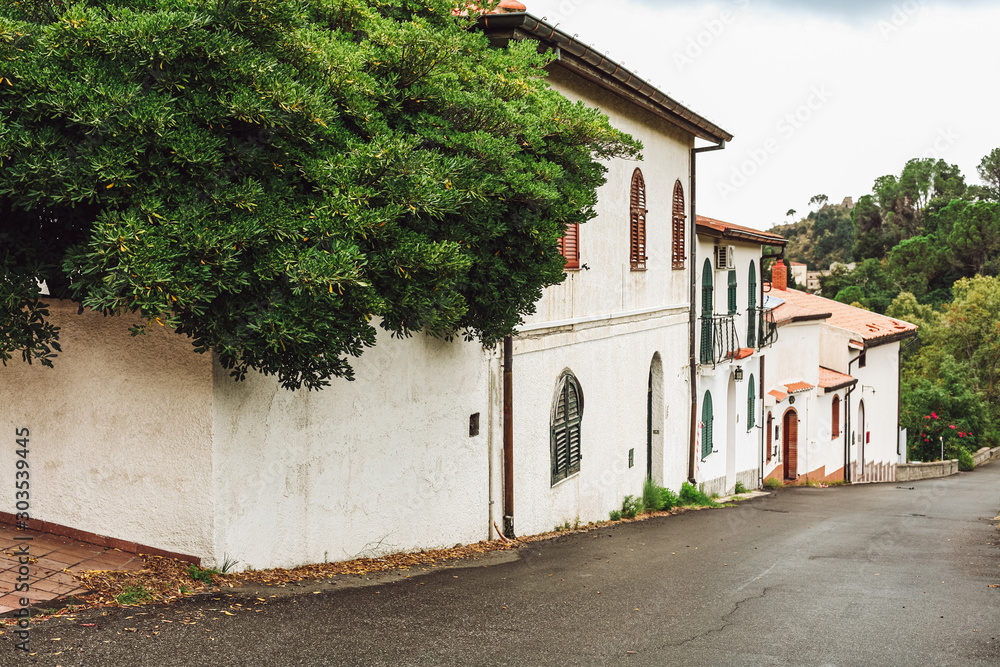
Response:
[699, 314, 741, 367]
[747, 306, 778, 350]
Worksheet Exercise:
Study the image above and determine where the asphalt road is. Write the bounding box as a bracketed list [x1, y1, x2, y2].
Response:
[5, 464, 999, 667]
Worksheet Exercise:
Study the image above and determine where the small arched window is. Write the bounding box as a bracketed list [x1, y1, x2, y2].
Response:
[551, 372, 584, 485]
[701, 391, 714, 459]
[630, 169, 647, 271]
[832, 395, 841, 439]
[747, 374, 756, 430]
[672, 180, 685, 270]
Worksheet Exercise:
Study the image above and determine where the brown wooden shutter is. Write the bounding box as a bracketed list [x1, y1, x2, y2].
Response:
[832, 395, 841, 439]
[785, 410, 798, 479]
[630, 169, 647, 271]
[559, 223, 579, 270]
[672, 180, 685, 270]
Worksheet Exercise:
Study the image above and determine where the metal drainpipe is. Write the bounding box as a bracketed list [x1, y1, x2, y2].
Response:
[502, 335, 515, 538]
[843, 348, 864, 482]
[758, 355, 765, 488]
[688, 141, 727, 484]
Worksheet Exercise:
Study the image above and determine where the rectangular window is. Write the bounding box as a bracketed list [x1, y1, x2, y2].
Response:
[559, 223, 580, 270]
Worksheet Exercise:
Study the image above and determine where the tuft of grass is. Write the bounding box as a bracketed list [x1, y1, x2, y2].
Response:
[609, 509, 623, 521]
[958, 448, 975, 471]
[763, 477, 783, 490]
[679, 482, 721, 507]
[116, 585, 153, 605]
[642, 478, 666, 512]
[734, 481, 749, 494]
[219, 555, 240, 575]
[621, 495, 645, 519]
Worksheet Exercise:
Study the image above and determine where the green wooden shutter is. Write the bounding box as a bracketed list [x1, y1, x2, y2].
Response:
[702, 391, 714, 459]
[747, 375, 756, 430]
[552, 374, 583, 484]
[700, 259, 713, 363]
[747, 262, 757, 348]
[728, 269, 737, 315]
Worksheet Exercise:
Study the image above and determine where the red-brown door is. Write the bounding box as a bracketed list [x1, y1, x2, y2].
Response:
[783, 409, 798, 480]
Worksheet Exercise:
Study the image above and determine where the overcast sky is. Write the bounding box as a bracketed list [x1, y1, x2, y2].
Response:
[524, 0, 1000, 232]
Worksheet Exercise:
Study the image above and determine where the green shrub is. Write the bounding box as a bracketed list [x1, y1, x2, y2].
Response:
[609, 509, 622, 521]
[957, 448, 975, 471]
[621, 495, 645, 519]
[679, 482, 720, 507]
[763, 477, 783, 490]
[116, 585, 153, 605]
[734, 481, 749, 494]
[186, 565, 220, 585]
[660, 487, 680, 511]
[642, 478, 666, 512]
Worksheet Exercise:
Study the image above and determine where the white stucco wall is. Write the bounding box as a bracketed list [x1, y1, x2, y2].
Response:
[210, 329, 494, 569]
[847, 342, 901, 476]
[0, 301, 215, 557]
[511, 313, 691, 535]
[524, 68, 693, 326]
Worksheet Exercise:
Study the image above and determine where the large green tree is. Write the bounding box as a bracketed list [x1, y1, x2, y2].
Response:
[0, 0, 639, 388]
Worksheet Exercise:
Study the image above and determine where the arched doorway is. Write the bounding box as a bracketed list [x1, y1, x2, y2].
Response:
[647, 353, 664, 482]
[858, 400, 866, 481]
[783, 408, 798, 480]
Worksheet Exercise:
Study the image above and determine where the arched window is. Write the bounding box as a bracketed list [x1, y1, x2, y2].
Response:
[551, 372, 584, 485]
[701, 391, 714, 459]
[700, 259, 713, 363]
[747, 261, 757, 348]
[630, 169, 647, 271]
[558, 223, 579, 270]
[728, 268, 738, 315]
[672, 180, 685, 270]
[747, 374, 756, 430]
[832, 395, 841, 439]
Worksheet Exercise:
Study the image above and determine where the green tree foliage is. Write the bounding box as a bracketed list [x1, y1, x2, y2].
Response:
[829, 258, 893, 313]
[977, 147, 1000, 200]
[767, 199, 853, 272]
[0, 0, 639, 388]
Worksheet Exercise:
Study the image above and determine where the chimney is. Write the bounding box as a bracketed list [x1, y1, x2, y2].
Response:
[772, 259, 788, 291]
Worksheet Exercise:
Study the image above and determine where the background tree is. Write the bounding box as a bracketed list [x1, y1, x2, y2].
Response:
[0, 0, 639, 389]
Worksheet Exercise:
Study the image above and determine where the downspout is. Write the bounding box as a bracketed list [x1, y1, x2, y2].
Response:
[843, 347, 864, 482]
[502, 335, 515, 538]
[758, 355, 765, 488]
[688, 140, 727, 484]
[896, 335, 919, 465]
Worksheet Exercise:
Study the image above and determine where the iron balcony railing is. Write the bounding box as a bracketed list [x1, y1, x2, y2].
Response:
[699, 313, 740, 367]
[747, 306, 778, 349]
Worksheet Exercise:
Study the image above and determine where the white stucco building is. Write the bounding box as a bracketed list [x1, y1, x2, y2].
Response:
[693, 216, 786, 496]
[761, 260, 917, 485]
[0, 9, 734, 568]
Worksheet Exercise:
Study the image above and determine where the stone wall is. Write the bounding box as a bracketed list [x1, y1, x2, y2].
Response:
[973, 447, 1000, 467]
[896, 459, 958, 482]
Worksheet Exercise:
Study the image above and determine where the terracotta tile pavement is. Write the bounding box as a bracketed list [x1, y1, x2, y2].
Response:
[0, 524, 144, 615]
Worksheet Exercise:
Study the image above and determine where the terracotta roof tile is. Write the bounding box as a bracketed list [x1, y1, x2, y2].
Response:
[696, 216, 787, 246]
[768, 389, 788, 402]
[818, 367, 856, 391]
[768, 287, 917, 344]
[730, 347, 754, 360]
[454, 1, 525, 15]
[784, 381, 814, 394]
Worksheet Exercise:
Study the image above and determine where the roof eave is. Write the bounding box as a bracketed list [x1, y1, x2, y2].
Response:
[477, 13, 733, 143]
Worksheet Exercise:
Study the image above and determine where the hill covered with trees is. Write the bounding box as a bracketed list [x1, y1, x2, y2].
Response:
[767, 149, 1000, 464]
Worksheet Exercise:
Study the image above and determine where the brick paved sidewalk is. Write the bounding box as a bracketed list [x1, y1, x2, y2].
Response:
[0, 524, 144, 614]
